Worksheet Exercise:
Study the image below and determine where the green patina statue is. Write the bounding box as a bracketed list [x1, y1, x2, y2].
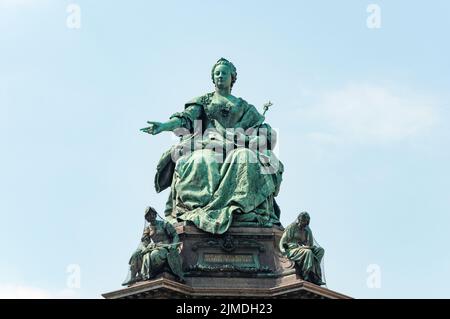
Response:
[141, 58, 284, 234]
[279, 212, 325, 286]
[122, 206, 185, 286]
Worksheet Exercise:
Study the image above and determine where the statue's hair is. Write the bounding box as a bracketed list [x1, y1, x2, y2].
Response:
[211, 57, 237, 89]
[297, 211, 311, 225]
[144, 206, 157, 219]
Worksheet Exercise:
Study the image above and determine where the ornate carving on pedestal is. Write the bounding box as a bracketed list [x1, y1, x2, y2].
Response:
[188, 233, 269, 274]
[191, 234, 266, 253]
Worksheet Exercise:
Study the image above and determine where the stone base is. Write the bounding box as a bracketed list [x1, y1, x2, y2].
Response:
[103, 224, 350, 299]
[102, 272, 350, 299]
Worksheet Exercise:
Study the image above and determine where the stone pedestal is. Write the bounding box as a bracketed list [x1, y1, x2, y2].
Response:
[103, 224, 350, 299]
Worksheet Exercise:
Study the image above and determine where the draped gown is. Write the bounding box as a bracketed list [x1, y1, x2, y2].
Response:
[155, 92, 284, 234]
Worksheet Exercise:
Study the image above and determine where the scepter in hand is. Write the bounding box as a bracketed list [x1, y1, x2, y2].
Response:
[262, 101, 273, 116]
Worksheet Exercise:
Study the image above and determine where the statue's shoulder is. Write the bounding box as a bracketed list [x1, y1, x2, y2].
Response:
[234, 96, 259, 114]
[185, 92, 214, 108]
[237, 96, 249, 105]
[236, 97, 265, 127]
[155, 219, 166, 227]
[284, 222, 298, 233]
[161, 219, 176, 230]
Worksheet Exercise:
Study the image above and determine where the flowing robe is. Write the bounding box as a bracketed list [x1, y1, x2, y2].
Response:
[279, 223, 324, 284]
[155, 92, 284, 234]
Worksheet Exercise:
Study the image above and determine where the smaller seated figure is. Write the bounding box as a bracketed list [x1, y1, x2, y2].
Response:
[279, 212, 325, 285]
[122, 206, 185, 286]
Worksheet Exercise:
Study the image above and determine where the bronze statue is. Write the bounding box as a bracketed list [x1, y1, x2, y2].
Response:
[140, 58, 283, 234]
[123, 207, 185, 286]
[279, 212, 325, 285]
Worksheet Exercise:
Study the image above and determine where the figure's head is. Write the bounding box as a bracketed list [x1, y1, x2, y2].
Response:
[144, 206, 158, 223]
[211, 58, 237, 90]
[296, 211, 310, 227]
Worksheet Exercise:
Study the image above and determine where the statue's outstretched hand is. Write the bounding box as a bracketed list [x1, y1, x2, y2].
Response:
[141, 121, 164, 135]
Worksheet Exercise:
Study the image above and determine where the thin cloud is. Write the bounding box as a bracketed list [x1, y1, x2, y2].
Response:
[0, 284, 78, 299]
[299, 84, 438, 145]
[0, 0, 49, 8]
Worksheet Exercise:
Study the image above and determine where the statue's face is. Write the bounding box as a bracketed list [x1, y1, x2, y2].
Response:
[297, 216, 309, 228]
[145, 211, 157, 223]
[213, 64, 232, 89]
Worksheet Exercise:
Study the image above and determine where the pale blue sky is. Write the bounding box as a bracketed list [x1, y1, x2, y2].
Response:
[1, 0, 449, 298]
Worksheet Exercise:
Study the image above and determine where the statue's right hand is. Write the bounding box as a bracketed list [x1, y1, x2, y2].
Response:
[140, 121, 164, 135]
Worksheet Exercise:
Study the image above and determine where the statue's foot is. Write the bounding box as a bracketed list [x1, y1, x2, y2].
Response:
[143, 273, 157, 281]
[122, 277, 138, 286]
[313, 280, 326, 286]
[319, 281, 326, 286]
[305, 273, 325, 286]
